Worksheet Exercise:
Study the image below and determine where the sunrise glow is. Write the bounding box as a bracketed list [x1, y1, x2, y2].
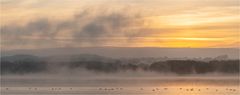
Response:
[1, 0, 239, 50]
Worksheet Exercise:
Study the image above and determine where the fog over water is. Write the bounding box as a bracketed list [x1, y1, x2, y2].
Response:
[1, 48, 239, 95]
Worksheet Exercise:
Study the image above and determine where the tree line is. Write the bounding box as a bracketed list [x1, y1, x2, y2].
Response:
[1, 55, 239, 75]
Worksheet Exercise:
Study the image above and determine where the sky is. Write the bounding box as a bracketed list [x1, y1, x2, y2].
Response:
[1, 0, 239, 50]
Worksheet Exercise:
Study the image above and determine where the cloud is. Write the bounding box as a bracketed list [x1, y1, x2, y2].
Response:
[0, 9, 151, 49]
[1, 18, 58, 50]
[2, 18, 51, 35]
[73, 13, 142, 43]
[1, 2, 239, 49]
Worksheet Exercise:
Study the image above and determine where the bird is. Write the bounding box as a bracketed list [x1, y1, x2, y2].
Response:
[190, 88, 194, 91]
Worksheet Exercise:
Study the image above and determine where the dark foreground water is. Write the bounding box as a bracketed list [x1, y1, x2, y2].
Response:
[1, 75, 239, 95]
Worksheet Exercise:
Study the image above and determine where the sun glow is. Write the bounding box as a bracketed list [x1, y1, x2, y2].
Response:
[1, 0, 239, 49]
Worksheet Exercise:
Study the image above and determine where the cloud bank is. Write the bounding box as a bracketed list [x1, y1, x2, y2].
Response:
[1, 9, 160, 49]
[1, 0, 239, 50]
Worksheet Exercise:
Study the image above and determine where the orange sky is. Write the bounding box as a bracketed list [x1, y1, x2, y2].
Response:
[1, 0, 239, 50]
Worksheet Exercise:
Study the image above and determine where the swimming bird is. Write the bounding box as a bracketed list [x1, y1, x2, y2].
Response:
[190, 88, 194, 91]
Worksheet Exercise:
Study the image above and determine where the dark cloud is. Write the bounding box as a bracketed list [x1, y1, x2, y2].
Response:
[1, 18, 56, 49]
[27, 19, 51, 33]
[2, 18, 51, 36]
[74, 13, 134, 37]
[1, 9, 151, 49]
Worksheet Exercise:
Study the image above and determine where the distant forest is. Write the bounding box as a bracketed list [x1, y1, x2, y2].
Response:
[1, 55, 239, 75]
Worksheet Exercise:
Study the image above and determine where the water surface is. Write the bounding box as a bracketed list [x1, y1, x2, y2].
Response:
[1, 76, 239, 95]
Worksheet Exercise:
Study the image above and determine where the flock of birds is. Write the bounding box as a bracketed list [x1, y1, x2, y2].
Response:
[5, 87, 238, 93]
[97, 87, 238, 92]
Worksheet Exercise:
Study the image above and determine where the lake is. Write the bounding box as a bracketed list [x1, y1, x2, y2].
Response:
[1, 75, 239, 95]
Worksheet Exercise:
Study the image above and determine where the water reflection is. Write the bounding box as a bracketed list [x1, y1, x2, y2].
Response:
[1, 77, 239, 95]
[1, 86, 239, 95]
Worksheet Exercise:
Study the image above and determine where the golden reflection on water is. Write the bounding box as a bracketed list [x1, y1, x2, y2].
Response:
[153, 87, 238, 95]
[1, 77, 239, 95]
[1, 86, 239, 95]
[138, 83, 239, 95]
